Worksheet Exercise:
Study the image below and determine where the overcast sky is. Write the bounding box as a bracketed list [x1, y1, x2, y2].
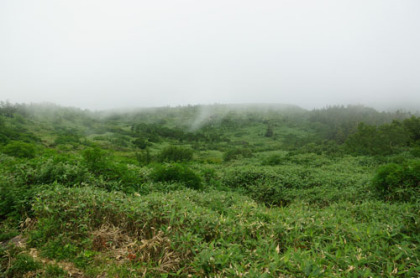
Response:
[1, 0, 419, 110]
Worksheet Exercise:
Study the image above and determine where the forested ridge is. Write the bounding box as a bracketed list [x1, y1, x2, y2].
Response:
[1, 101, 419, 277]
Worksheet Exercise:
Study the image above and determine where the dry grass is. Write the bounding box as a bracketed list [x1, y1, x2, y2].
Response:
[91, 225, 187, 275]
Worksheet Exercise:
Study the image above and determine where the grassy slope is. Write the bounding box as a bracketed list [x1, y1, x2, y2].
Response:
[0, 103, 419, 277]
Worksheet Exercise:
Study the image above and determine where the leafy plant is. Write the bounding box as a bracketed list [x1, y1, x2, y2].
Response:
[2, 141, 36, 158]
[262, 154, 285, 165]
[82, 147, 108, 174]
[158, 145, 193, 162]
[150, 163, 202, 189]
[223, 148, 253, 162]
[372, 160, 420, 201]
[4, 254, 42, 277]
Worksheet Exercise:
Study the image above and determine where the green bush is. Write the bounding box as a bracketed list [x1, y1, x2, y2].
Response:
[54, 134, 81, 146]
[410, 143, 420, 157]
[0, 181, 36, 219]
[132, 137, 149, 149]
[81, 148, 143, 192]
[82, 147, 108, 174]
[223, 148, 253, 162]
[158, 146, 193, 162]
[262, 154, 285, 165]
[0, 134, 9, 145]
[150, 163, 202, 190]
[136, 148, 152, 165]
[222, 167, 290, 206]
[6, 156, 93, 187]
[372, 160, 420, 201]
[2, 141, 36, 158]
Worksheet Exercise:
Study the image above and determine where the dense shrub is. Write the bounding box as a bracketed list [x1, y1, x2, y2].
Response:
[82, 147, 108, 174]
[372, 160, 420, 202]
[109, 134, 131, 148]
[345, 122, 410, 156]
[287, 153, 331, 166]
[30, 159, 91, 186]
[0, 181, 33, 219]
[0, 156, 92, 219]
[2, 141, 36, 158]
[81, 147, 143, 191]
[262, 154, 285, 165]
[0, 134, 9, 145]
[136, 148, 152, 165]
[132, 137, 149, 149]
[410, 143, 420, 157]
[54, 133, 81, 146]
[223, 148, 253, 162]
[222, 167, 289, 206]
[158, 146, 193, 162]
[28, 186, 419, 277]
[150, 163, 202, 189]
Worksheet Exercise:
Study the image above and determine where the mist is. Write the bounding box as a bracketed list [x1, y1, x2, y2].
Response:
[1, 0, 419, 111]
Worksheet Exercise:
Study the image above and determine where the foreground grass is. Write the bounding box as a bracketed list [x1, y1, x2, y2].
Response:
[10, 185, 416, 277]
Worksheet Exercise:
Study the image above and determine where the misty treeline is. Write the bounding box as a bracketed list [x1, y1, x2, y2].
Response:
[1, 101, 419, 277]
[1, 101, 418, 157]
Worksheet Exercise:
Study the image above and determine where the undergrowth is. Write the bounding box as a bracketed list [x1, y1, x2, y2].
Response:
[17, 185, 419, 277]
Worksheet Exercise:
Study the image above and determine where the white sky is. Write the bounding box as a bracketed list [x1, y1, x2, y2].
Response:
[1, 0, 419, 110]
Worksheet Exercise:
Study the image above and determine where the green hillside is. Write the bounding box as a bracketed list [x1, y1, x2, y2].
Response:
[1, 102, 419, 277]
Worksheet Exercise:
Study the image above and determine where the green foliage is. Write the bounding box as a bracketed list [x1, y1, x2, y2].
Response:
[262, 153, 285, 165]
[0, 133, 9, 145]
[136, 148, 152, 165]
[265, 124, 274, 137]
[4, 253, 42, 277]
[82, 147, 108, 174]
[40, 238, 80, 261]
[403, 116, 420, 143]
[27, 158, 91, 186]
[346, 121, 412, 155]
[27, 186, 420, 277]
[309, 105, 407, 143]
[132, 122, 190, 142]
[372, 160, 420, 202]
[150, 163, 202, 189]
[54, 133, 81, 146]
[158, 145, 193, 162]
[222, 167, 290, 205]
[44, 265, 68, 277]
[82, 148, 143, 192]
[2, 141, 36, 158]
[223, 148, 253, 162]
[132, 137, 149, 149]
[411, 143, 420, 157]
[0, 181, 36, 219]
[1, 102, 420, 277]
[0, 101, 18, 118]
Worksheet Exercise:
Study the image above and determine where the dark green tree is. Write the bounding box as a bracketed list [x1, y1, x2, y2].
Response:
[265, 124, 274, 137]
[403, 116, 420, 143]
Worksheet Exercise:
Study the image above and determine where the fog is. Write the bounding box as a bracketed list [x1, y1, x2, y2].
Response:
[1, 0, 419, 111]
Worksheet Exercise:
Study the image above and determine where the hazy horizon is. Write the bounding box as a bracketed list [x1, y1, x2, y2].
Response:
[1, 0, 419, 111]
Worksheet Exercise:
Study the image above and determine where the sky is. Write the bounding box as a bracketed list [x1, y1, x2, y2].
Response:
[0, 0, 419, 111]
